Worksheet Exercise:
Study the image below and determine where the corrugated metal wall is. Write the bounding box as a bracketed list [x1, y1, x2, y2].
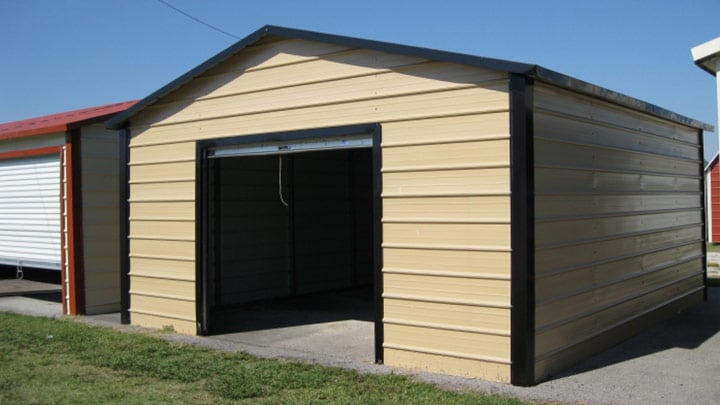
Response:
[0, 153, 62, 270]
[533, 83, 705, 381]
[80, 124, 121, 314]
[710, 161, 720, 242]
[127, 37, 512, 380]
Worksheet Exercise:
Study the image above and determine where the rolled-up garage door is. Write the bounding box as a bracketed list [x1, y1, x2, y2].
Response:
[0, 154, 61, 270]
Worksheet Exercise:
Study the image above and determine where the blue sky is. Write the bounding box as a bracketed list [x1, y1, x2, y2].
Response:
[1, 0, 719, 159]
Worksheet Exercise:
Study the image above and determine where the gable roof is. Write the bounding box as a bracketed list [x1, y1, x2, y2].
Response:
[1, 100, 138, 141]
[106, 25, 713, 132]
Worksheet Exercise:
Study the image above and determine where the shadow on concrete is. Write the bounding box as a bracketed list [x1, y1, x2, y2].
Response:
[21, 292, 62, 303]
[0, 265, 61, 298]
[553, 287, 720, 379]
[210, 287, 374, 334]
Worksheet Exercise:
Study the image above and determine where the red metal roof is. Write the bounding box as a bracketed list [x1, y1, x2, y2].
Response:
[0, 100, 138, 141]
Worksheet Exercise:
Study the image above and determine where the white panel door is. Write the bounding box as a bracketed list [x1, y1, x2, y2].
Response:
[0, 154, 61, 270]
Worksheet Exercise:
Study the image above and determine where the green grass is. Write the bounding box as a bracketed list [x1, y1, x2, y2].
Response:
[0, 312, 528, 404]
[707, 243, 720, 253]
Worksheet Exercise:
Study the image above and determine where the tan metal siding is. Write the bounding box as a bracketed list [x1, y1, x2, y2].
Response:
[533, 83, 705, 381]
[80, 125, 122, 314]
[128, 38, 512, 381]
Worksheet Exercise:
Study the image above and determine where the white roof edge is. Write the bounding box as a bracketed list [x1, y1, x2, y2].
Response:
[692, 37, 720, 62]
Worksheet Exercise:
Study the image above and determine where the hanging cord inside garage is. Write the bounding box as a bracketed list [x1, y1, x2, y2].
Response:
[278, 155, 289, 207]
[16, 262, 23, 280]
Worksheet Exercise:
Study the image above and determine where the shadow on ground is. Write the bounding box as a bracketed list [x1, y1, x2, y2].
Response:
[552, 287, 720, 379]
[210, 287, 375, 334]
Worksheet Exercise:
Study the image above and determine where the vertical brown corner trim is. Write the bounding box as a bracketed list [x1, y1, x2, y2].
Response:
[509, 73, 536, 386]
[119, 128, 131, 324]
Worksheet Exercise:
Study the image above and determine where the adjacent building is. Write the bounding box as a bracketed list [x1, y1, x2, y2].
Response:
[0, 101, 135, 314]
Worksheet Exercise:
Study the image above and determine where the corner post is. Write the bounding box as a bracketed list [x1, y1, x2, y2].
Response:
[510, 73, 536, 386]
[119, 127, 131, 324]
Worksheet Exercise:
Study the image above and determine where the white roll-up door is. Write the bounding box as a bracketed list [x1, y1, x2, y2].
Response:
[0, 154, 61, 270]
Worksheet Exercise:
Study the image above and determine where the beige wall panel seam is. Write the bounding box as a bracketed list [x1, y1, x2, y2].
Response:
[128, 308, 195, 322]
[129, 178, 195, 185]
[134, 85, 508, 130]
[382, 163, 509, 173]
[383, 317, 510, 336]
[129, 159, 196, 166]
[205, 58, 503, 96]
[536, 272, 703, 334]
[129, 253, 195, 262]
[158, 48, 428, 105]
[382, 242, 511, 252]
[383, 267, 511, 280]
[536, 254, 703, 305]
[128, 199, 195, 203]
[535, 107, 701, 148]
[535, 286, 704, 362]
[129, 96, 509, 137]
[536, 223, 704, 251]
[129, 272, 195, 282]
[183, 61, 500, 106]
[130, 138, 202, 148]
[129, 236, 195, 242]
[200, 38, 353, 74]
[130, 217, 194, 222]
[383, 343, 510, 365]
[382, 134, 509, 148]
[536, 239, 703, 277]
[382, 292, 511, 309]
[129, 108, 510, 148]
[206, 38, 354, 71]
[143, 63, 504, 119]
[382, 191, 511, 198]
[129, 290, 194, 302]
[383, 218, 510, 224]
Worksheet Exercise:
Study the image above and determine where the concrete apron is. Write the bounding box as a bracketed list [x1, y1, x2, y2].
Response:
[0, 287, 719, 404]
[0, 278, 61, 297]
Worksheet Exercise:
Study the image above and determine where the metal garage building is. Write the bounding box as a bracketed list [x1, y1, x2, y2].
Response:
[0, 101, 135, 315]
[107, 26, 711, 385]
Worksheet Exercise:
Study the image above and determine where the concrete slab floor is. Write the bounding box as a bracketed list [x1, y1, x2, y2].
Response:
[0, 273, 61, 297]
[1, 287, 719, 404]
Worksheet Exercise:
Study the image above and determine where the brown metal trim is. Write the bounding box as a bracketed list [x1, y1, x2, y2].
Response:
[63, 134, 81, 314]
[0, 145, 63, 160]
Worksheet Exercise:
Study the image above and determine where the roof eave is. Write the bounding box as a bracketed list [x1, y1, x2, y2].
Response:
[107, 24, 713, 133]
[530, 66, 714, 132]
[105, 24, 536, 129]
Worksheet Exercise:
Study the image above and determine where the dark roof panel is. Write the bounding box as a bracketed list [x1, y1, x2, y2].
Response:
[106, 25, 712, 131]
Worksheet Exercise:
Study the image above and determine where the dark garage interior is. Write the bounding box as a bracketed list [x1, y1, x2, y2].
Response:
[204, 148, 376, 335]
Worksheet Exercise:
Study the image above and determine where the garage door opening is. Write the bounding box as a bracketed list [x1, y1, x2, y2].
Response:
[197, 125, 383, 363]
[0, 152, 63, 301]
